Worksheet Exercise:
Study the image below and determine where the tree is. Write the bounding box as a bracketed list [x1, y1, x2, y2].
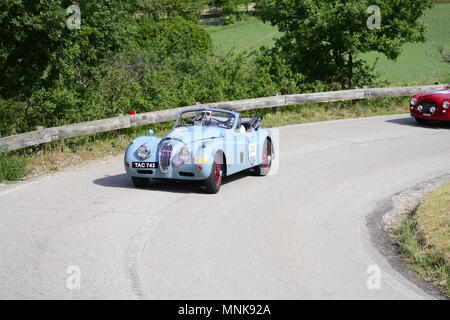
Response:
[257, 0, 435, 88]
[0, 0, 134, 99]
[133, 0, 207, 22]
[133, 17, 213, 59]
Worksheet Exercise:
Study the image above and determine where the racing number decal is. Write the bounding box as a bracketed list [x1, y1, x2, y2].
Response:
[249, 143, 257, 165]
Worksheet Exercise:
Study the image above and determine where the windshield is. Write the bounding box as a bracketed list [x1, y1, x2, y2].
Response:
[175, 110, 235, 129]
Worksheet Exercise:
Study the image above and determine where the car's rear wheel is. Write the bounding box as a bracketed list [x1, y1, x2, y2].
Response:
[132, 176, 149, 188]
[204, 153, 223, 194]
[254, 138, 272, 176]
[415, 117, 429, 125]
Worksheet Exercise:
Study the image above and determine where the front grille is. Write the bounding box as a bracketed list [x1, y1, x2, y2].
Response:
[421, 102, 436, 113]
[159, 142, 173, 173]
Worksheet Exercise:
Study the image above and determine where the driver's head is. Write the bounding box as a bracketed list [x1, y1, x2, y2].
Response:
[202, 110, 212, 121]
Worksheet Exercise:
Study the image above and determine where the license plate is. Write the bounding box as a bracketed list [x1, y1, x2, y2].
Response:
[132, 162, 158, 169]
[423, 113, 432, 117]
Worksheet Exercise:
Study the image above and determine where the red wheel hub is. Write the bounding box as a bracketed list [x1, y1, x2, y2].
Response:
[214, 162, 222, 187]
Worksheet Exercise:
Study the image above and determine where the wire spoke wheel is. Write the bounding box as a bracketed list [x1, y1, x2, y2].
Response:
[214, 162, 222, 187]
[204, 152, 223, 194]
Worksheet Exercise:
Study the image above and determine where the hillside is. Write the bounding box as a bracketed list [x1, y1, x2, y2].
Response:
[205, 4, 450, 85]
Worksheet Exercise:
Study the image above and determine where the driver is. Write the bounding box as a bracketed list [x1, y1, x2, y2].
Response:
[201, 110, 216, 127]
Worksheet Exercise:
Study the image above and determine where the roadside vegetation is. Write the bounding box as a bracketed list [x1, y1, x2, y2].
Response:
[396, 184, 450, 297]
[0, 153, 28, 182]
[0, 0, 444, 182]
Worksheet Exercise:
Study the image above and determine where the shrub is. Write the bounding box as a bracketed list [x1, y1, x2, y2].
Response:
[0, 153, 29, 182]
[0, 99, 29, 137]
[133, 17, 213, 59]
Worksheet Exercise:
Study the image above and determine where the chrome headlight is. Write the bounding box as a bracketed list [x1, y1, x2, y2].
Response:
[179, 147, 191, 162]
[417, 105, 423, 112]
[443, 101, 449, 109]
[430, 106, 436, 113]
[137, 145, 151, 159]
[410, 98, 418, 106]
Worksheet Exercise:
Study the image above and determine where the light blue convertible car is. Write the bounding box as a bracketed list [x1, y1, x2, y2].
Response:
[124, 108, 274, 193]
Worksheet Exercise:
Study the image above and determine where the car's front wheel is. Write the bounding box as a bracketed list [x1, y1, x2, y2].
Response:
[132, 176, 149, 188]
[204, 153, 223, 194]
[415, 117, 429, 125]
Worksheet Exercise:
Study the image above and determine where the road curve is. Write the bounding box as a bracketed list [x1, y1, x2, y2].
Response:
[1, 114, 449, 299]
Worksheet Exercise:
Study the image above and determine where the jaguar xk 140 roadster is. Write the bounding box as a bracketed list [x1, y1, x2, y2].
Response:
[124, 108, 274, 193]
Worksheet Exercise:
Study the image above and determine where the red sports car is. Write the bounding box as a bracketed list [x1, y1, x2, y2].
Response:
[410, 88, 450, 124]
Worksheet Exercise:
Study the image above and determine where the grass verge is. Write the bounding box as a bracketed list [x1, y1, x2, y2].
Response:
[0, 153, 29, 182]
[0, 96, 409, 183]
[395, 184, 450, 297]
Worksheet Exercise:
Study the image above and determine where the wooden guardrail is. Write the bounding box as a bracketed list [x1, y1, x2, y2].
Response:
[0, 84, 447, 152]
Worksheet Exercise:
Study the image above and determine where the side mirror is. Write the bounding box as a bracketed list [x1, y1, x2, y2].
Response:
[148, 129, 154, 136]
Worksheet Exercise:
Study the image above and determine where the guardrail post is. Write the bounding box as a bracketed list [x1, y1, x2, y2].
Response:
[115, 114, 124, 142]
[35, 126, 45, 153]
[272, 93, 281, 115]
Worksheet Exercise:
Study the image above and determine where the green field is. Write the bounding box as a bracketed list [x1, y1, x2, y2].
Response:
[205, 16, 282, 54]
[205, 4, 450, 85]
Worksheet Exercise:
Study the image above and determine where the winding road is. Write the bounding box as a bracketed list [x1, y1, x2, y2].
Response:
[1, 114, 449, 299]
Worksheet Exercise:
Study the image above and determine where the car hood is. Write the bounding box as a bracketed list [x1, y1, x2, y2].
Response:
[417, 89, 450, 102]
[164, 126, 225, 144]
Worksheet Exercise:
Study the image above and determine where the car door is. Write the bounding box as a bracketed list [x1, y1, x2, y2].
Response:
[226, 116, 247, 175]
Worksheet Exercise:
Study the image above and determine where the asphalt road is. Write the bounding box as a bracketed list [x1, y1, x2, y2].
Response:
[1, 114, 450, 300]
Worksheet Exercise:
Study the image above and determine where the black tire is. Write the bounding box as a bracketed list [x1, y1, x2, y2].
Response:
[132, 176, 149, 188]
[254, 138, 272, 176]
[415, 117, 429, 125]
[204, 152, 223, 194]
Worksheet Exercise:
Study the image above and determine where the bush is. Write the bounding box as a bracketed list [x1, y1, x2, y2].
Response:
[87, 48, 285, 117]
[134, 17, 213, 59]
[223, 15, 236, 25]
[0, 153, 29, 182]
[0, 99, 29, 137]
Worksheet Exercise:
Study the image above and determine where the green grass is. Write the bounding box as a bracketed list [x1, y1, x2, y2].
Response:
[363, 4, 450, 85]
[205, 4, 450, 85]
[396, 184, 450, 297]
[205, 16, 282, 55]
[0, 153, 29, 182]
